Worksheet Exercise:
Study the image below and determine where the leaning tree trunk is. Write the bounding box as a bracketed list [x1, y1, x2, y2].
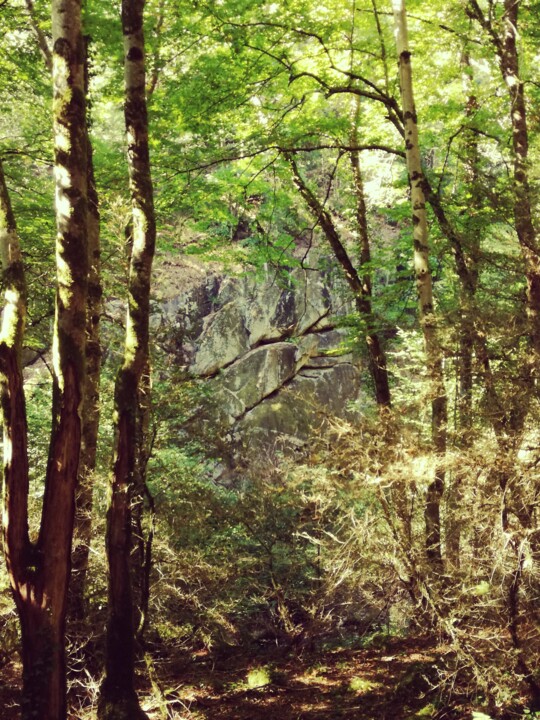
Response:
[349, 99, 392, 410]
[392, 0, 447, 570]
[1, 0, 88, 715]
[98, 0, 154, 717]
[284, 151, 391, 410]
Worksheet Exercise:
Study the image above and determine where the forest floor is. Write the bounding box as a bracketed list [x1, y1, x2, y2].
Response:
[0, 632, 488, 719]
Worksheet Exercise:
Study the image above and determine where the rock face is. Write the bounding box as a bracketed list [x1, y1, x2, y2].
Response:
[155, 256, 361, 456]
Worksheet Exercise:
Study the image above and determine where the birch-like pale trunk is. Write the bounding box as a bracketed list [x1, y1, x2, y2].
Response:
[98, 0, 154, 717]
[392, 0, 447, 570]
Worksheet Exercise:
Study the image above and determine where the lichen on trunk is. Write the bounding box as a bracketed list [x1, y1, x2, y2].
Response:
[99, 0, 155, 716]
[392, 0, 447, 571]
[0, 0, 89, 714]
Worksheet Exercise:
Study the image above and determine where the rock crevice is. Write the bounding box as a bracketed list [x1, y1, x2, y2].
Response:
[155, 256, 362, 452]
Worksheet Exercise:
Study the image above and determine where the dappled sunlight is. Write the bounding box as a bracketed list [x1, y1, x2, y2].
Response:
[2, 0, 540, 718]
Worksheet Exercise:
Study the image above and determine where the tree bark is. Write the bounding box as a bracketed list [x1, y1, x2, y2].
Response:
[467, 0, 540, 374]
[500, 0, 540, 371]
[349, 99, 392, 409]
[1, 0, 88, 714]
[69, 37, 102, 622]
[445, 50, 482, 570]
[284, 151, 391, 410]
[99, 0, 154, 717]
[392, 0, 447, 570]
[24, 20, 103, 623]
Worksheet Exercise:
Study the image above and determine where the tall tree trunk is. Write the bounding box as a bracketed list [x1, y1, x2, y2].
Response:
[465, 0, 538, 548]
[0, 158, 32, 709]
[131, 369, 154, 644]
[349, 100, 392, 410]
[23, 17, 102, 623]
[445, 50, 481, 570]
[69, 37, 102, 622]
[392, 0, 447, 570]
[500, 0, 540, 367]
[284, 151, 391, 410]
[99, 0, 154, 717]
[1, 0, 88, 714]
[467, 0, 540, 373]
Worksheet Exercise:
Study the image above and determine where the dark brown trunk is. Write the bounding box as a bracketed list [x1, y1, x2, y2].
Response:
[500, 0, 540, 365]
[284, 151, 391, 409]
[70, 37, 102, 622]
[349, 104, 392, 409]
[99, 0, 154, 716]
[0, 0, 88, 715]
[131, 368, 154, 643]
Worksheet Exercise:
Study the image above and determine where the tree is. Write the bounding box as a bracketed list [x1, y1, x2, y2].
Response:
[98, 0, 155, 716]
[284, 150, 391, 409]
[392, 0, 447, 570]
[467, 0, 540, 370]
[0, 0, 89, 716]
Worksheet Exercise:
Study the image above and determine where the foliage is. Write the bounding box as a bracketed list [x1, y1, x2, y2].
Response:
[2, 0, 540, 717]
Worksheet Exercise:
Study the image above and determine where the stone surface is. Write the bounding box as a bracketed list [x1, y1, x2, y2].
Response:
[154, 254, 361, 455]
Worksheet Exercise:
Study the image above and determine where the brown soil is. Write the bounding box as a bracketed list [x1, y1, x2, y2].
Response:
[0, 636, 481, 719]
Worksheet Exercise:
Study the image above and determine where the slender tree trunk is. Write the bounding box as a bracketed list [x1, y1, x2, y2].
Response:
[99, 0, 154, 716]
[464, 0, 539, 548]
[467, 0, 540, 373]
[284, 151, 391, 409]
[131, 369, 154, 643]
[135, 479, 156, 644]
[349, 100, 391, 409]
[1, 0, 88, 714]
[392, 0, 447, 570]
[457, 53, 480, 442]
[500, 0, 540, 367]
[69, 37, 102, 622]
[146, 0, 165, 98]
[446, 51, 481, 570]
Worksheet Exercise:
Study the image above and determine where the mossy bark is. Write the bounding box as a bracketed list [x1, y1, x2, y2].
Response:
[0, 0, 88, 713]
[99, 1, 154, 717]
[69, 37, 102, 622]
